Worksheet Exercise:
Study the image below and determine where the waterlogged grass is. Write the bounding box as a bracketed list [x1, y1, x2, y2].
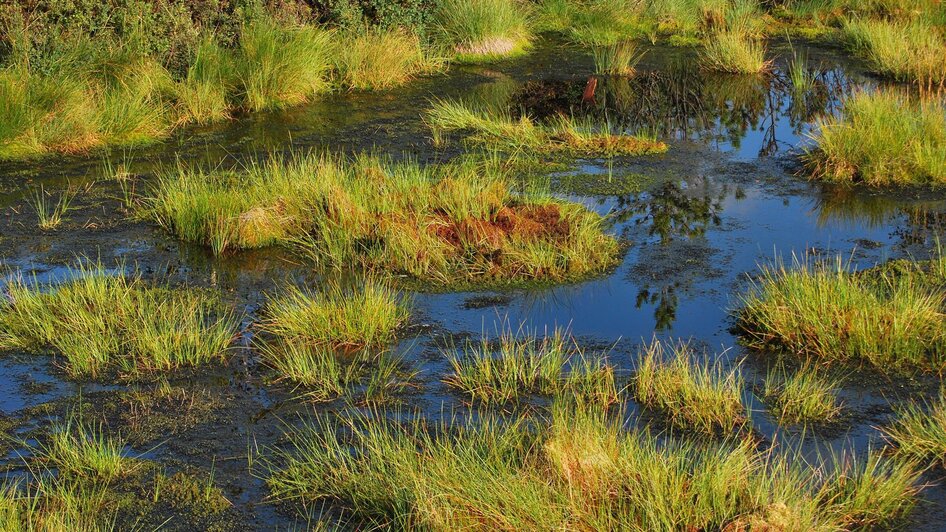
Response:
[30, 185, 78, 230]
[443, 328, 618, 405]
[884, 391, 946, 468]
[141, 152, 619, 286]
[590, 40, 646, 75]
[0, 21, 442, 159]
[260, 281, 409, 351]
[806, 90, 946, 187]
[701, 31, 771, 74]
[0, 417, 134, 531]
[842, 18, 946, 88]
[633, 340, 747, 434]
[763, 363, 843, 425]
[433, 0, 532, 62]
[256, 281, 412, 401]
[737, 254, 946, 372]
[426, 98, 668, 156]
[0, 263, 239, 379]
[267, 402, 921, 529]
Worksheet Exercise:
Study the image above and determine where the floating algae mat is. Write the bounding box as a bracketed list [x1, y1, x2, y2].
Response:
[3, 34, 946, 530]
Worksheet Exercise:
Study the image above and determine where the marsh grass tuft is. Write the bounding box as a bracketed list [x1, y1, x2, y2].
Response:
[762, 363, 843, 425]
[591, 40, 646, 75]
[141, 151, 619, 285]
[30, 184, 78, 230]
[0, 416, 135, 530]
[433, 0, 532, 62]
[842, 18, 946, 90]
[426, 98, 668, 156]
[443, 327, 618, 405]
[0, 262, 239, 379]
[737, 253, 946, 372]
[806, 90, 946, 187]
[883, 391, 946, 468]
[257, 280, 412, 402]
[701, 31, 771, 74]
[267, 401, 921, 529]
[333, 30, 443, 91]
[633, 339, 747, 434]
[261, 280, 409, 351]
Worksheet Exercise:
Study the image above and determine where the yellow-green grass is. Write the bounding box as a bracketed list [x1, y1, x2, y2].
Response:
[256, 280, 411, 401]
[443, 328, 618, 405]
[0, 23, 441, 160]
[763, 363, 843, 425]
[0, 417, 135, 531]
[260, 281, 409, 351]
[590, 40, 646, 75]
[633, 339, 747, 434]
[232, 20, 335, 112]
[737, 254, 946, 371]
[333, 30, 443, 91]
[700, 31, 771, 74]
[433, 0, 532, 62]
[426, 98, 669, 156]
[842, 18, 946, 89]
[883, 391, 946, 468]
[0, 263, 239, 380]
[806, 90, 946, 187]
[267, 402, 921, 529]
[140, 151, 619, 286]
[30, 185, 78, 230]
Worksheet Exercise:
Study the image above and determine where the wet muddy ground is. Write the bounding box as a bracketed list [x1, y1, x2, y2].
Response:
[2, 38, 946, 529]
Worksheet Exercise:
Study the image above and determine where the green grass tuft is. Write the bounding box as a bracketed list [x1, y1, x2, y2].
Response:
[267, 401, 921, 529]
[633, 339, 747, 434]
[140, 151, 619, 286]
[737, 253, 946, 372]
[700, 31, 771, 74]
[806, 90, 946, 187]
[433, 0, 532, 62]
[443, 327, 618, 405]
[762, 363, 843, 425]
[883, 391, 946, 468]
[0, 262, 239, 379]
[426, 97, 668, 155]
[333, 30, 443, 91]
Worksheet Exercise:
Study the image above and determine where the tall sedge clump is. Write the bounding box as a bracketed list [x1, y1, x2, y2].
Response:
[700, 31, 770, 74]
[806, 90, 946, 186]
[333, 30, 442, 91]
[235, 21, 334, 111]
[433, 0, 532, 61]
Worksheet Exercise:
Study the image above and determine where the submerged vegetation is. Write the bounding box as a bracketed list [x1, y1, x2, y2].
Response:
[737, 254, 946, 372]
[427, 98, 668, 156]
[141, 151, 619, 285]
[0, 262, 238, 379]
[268, 401, 922, 529]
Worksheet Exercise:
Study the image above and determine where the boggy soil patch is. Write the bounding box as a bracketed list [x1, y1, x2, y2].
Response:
[140, 151, 619, 286]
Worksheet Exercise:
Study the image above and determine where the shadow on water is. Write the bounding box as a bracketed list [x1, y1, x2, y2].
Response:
[1, 40, 946, 528]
